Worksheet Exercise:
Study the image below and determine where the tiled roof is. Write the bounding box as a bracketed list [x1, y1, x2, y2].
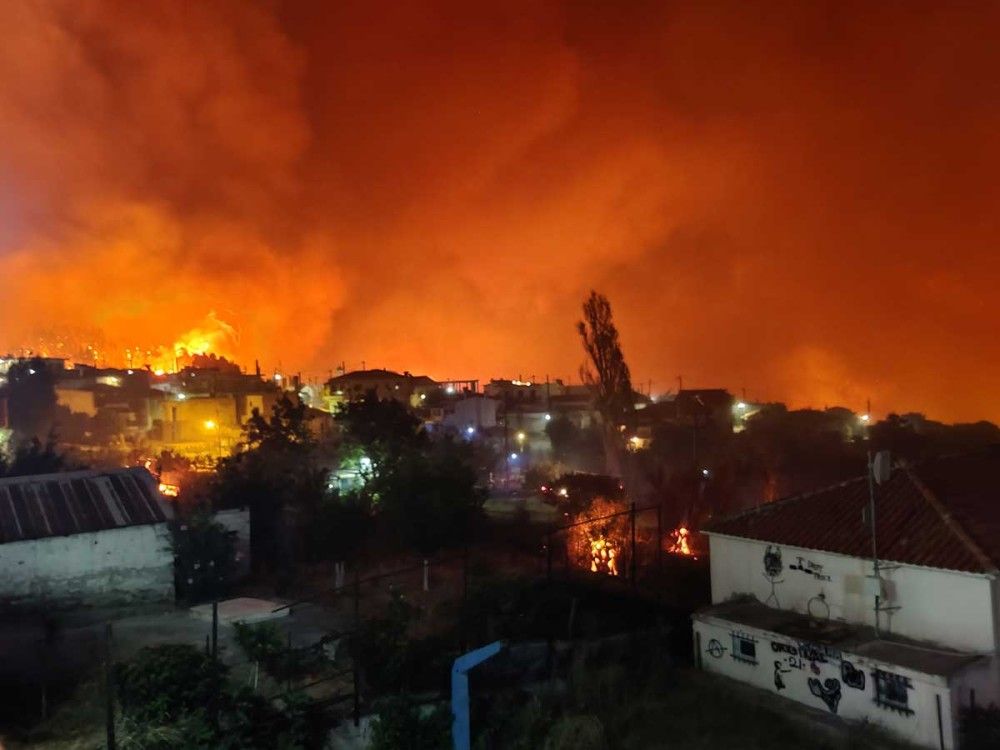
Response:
[705, 448, 1000, 574]
[0, 467, 171, 544]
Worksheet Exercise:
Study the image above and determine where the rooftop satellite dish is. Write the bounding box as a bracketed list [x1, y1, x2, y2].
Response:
[872, 451, 892, 485]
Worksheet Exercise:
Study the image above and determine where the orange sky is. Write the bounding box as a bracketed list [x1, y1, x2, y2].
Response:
[1, 1, 998, 422]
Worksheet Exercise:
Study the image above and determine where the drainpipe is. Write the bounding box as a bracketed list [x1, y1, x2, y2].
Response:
[451, 641, 504, 750]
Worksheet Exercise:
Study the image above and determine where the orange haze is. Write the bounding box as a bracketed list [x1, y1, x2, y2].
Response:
[1, 1, 998, 422]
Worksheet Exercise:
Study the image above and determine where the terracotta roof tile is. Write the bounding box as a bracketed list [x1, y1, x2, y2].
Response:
[705, 448, 1000, 574]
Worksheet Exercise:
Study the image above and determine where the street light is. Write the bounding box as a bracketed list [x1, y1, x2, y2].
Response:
[204, 419, 217, 430]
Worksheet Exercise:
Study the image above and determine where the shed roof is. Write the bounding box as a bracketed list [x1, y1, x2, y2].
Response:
[697, 600, 981, 678]
[0, 467, 171, 544]
[705, 448, 1000, 574]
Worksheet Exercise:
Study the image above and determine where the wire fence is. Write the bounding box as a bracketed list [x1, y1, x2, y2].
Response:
[101, 504, 700, 748]
[544, 502, 666, 587]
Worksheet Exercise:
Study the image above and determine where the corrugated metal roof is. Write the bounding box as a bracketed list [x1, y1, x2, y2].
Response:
[705, 449, 1000, 574]
[0, 467, 171, 544]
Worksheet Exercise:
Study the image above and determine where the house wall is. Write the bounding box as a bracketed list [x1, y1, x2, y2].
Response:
[693, 614, 957, 750]
[0, 524, 174, 607]
[708, 534, 997, 653]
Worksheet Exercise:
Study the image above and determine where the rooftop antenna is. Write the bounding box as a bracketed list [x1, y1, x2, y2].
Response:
[867, 450, 894, 637]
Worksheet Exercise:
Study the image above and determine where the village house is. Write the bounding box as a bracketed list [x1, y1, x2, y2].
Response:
[0, 467, 175, 608]
[693, 448, 1000, 750]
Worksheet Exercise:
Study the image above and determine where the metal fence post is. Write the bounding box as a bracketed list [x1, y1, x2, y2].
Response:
[656, 503, 663, 574]
[352, 567, 361, 727]
[546, 531, 553, 582]
[105, 623, 115, 750]
[630, 502, 637, 587]
[211, 600, 219, 661]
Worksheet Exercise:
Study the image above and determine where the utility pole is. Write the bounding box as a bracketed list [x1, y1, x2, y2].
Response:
[867, 452, 881, 637]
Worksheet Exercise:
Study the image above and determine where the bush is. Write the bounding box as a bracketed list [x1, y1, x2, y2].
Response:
[115, 644, 329, 749]
[544, 715, 608, 750]
[368, 694, 450, 750]
[115, 644, 228, 723]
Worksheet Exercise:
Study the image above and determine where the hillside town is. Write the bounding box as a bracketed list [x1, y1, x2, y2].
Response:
[3, 2, 999, 749]
[0, 292, 998, 750]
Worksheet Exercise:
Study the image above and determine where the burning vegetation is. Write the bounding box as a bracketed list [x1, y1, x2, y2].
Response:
[568, 497, 631, 578]
[666, 526, 697, 559]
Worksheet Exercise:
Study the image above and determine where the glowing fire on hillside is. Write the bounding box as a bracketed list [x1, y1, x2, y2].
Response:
[20, 312, 240, 374]
[666, 526, 697, 559]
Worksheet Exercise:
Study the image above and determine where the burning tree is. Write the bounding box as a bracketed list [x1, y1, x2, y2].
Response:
[568, 497, 632, 577]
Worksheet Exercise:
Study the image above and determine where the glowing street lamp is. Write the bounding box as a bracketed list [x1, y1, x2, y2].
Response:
[204, 419, 217, 430]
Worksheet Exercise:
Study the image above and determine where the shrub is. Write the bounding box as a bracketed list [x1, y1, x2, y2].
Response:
[368, 694, 450, 750]
[543, 715, 608, 750]
[115, 644, 228, 723]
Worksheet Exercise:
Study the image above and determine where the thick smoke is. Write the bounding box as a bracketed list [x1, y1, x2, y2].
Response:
[2, 1, 998, 421]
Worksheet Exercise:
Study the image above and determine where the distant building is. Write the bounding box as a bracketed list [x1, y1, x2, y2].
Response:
[693, 448, 1000, 750]
[325, 369, 438, 410]
[674, 388, 735, 431]
[0, 467, 174, 607]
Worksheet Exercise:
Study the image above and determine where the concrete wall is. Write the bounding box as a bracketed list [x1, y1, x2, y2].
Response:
[0, 523, 174, 608]
[693, 614, 957, 749]
[708, 534, 998, 653]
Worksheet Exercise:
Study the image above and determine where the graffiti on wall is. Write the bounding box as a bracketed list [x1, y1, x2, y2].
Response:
[798, 641, 841, 665]
[773, 661, 791, 691]
[705, 639, 726, 658]
[763, 545, 784, 607]
[808, 677, 843, 714]
[841, 660, 865, 690]
[789, 556, 832, 582]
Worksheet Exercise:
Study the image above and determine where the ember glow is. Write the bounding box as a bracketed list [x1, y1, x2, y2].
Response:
[1, 2, 998, 420]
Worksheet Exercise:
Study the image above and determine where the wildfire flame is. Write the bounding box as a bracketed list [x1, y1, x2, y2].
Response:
[666, 526, 696, 558]
[589, 537, 619, 576]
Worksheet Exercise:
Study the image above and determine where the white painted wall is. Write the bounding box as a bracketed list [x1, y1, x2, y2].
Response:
[708, 533, 998, 653]
[694, 614, 957, 750]
[0, 524, 174, 606]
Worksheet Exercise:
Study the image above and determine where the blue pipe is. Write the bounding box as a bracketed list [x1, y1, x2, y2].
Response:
[451, 640, 504, 750]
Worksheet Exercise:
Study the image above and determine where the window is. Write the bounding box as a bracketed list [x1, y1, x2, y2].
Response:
[873, 669, 913, 715]
[731, 632, 757, 665]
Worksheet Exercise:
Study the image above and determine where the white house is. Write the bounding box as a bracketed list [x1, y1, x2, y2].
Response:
[693, 448, 1000, 750]
[0, 467, 175, 607]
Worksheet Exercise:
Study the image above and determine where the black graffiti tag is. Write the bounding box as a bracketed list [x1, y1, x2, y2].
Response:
[773, 661, 791, 691]
[809, 677, 842, 714]
[705, 639, 726, 658]
[771, 642, 798, 656]
[841, 660, 866, 690]
[798, 641, 840, 665]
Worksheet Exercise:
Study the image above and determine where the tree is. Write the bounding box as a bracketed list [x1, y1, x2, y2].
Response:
[334, 390, 425, 483]
[0, 435, 74, 477]
[169, 506, 237, 603]
[577, 292, 634, 476]
[377, 438, 485, 556]
[2, 358, 58, 440]
[213, 395, 324, 574]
